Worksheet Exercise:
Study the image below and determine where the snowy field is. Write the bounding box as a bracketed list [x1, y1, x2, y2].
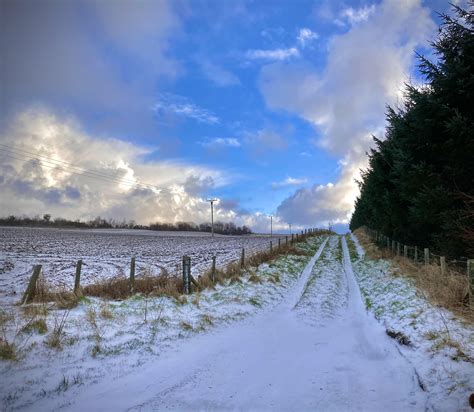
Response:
[0, 227, 278, 305]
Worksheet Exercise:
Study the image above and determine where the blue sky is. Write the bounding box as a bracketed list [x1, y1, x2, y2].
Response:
[0, 0, 458, 232]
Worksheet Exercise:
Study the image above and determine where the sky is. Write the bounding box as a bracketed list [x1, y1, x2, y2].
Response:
[0, 0, 461, 233]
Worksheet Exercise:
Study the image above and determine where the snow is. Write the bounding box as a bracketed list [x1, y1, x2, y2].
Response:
[0, 227, 281, 305]
[2, 233, 473, 411]
[63, 235, 425, 410]
[348, 233, 474, 411]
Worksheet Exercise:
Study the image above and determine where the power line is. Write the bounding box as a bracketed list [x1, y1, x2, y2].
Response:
[0, 145, 167, 193]
[0, 143, 154, 188]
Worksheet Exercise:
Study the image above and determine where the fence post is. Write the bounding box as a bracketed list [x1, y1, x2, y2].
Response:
[129, 257, 136, 293]
[397, 242, 401, 257]
[386, 238, 390, 249]
[211, 256, 216, 282]
[74, 259, 83, 296]
[291, 234, 294, 244]
[182, 256, 191, 294]
[468, 260, 474, 308]
[424, 248, 429, 265]
[440, 256, 446, 276]
[391, 240, 395, 255]
[241, 248, 245, 268]
[278, 238, 281, 250]
[403, 245, 408, 258]
[414, 246, 418, 262]
[285, 236, 288, 245]
[21, 265, 42, 305]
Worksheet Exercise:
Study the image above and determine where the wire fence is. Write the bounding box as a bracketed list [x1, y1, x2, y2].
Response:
[365, 227, 474, 308]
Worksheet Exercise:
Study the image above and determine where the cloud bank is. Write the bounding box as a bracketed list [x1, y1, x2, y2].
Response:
[262, 0, 436, 226]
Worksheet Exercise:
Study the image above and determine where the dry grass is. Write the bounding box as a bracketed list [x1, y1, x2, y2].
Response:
[355, 227, 473, 322]
[83, 268, 183, 300]
[28, 275, 81, 309]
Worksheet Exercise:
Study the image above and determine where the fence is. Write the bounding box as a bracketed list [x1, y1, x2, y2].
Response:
[365, 227, 474, 309]
[20, 228, 327, 304]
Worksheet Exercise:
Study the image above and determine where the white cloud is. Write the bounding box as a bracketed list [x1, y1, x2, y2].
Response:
[199, 138, 241, 148]
[259, 0, 436, 225]
[199, 60, 240, 87]
[152, 94, 220, 124]
[246, 47, 300, 61]
[297, 28, 319, 47]
[0, 108, 232, 224]
[272, 177, 308, 189]
[336, 5, 376, 26]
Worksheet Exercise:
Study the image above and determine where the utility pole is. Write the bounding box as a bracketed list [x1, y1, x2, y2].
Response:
[289, 223, 292, 235]
[269, 215, 273, 238]
[207, 198, 217, 237]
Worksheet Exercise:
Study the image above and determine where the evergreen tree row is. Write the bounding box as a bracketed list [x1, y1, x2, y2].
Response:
[350, 5, 474, 258]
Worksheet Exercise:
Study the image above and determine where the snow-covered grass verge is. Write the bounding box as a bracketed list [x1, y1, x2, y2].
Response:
[348, 233, 474, 411]
[0, 236, 324, 411]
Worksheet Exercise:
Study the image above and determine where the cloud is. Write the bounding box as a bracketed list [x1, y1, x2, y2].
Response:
[297, 28, 319, 47]
[199, 138, 241, 148]
[259, 0, 436, 225]
[0, 108, 231, 224]
[246, 47, 300, 61]
[152, 94, 220, 124]
[0, 0, 180, 136]
[335, 5, 376, 27]
[272, 177, 308, 189]
[199, 60, 240, 87]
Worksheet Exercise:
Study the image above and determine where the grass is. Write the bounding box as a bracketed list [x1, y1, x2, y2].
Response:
[83, 268, 183, 300]
[45, 310, 69, 349]
[354, 227, 473, 322]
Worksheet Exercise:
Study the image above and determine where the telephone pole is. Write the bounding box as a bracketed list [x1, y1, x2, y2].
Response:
[289, 223, 292, 235]
[207, 198, 217, 237]
[269, 215, 273, 238]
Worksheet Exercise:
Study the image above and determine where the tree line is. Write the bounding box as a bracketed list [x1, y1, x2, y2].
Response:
[0, 214, 252, 235]
[350, 5, 474, 258]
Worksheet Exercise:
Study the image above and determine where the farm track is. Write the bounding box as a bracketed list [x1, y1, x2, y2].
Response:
[59, 235, 426, 411]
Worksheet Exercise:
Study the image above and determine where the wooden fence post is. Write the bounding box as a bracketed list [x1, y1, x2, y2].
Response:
[391, 240, 395, 255]
[403, 245, 408, 258]
[468, 260, 474, 308]
[182, 256, 191, 294]
[278, 238, 281, 250]
[211, 256, 216, 282]
[21, 265, 42, 305]
[386, 238, 390, 249]
[74, 259, 83, 296]
[285, 236, 288, 245]
[129, 257, 136, 293]
[241, 248, 245, 268]
[440, 256, 446, 276]
[424, 248, 429, 265]
[414, 246, 418, 262]
[397, 242, 401, 256]
[291, 234, 294, 244]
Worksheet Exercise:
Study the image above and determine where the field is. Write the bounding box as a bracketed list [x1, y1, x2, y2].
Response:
[0, 227, 277, 305]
